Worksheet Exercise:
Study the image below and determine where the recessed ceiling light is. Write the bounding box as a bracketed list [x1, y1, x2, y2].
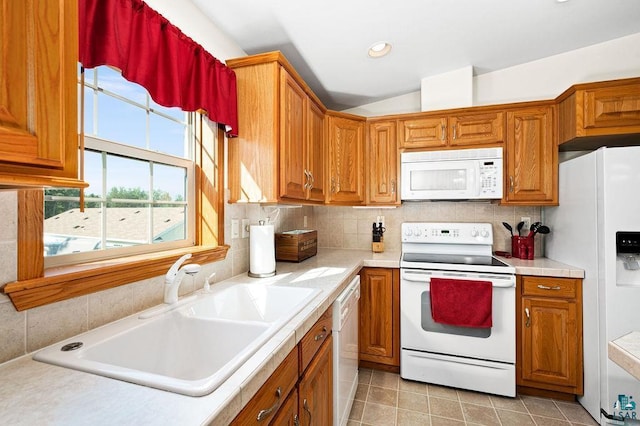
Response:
[368, 42, 392, 58]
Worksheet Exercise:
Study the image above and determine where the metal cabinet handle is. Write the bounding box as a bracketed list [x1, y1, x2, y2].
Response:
[294, 413, 300, 426]
[303, 398, 312, 425]
[308, 171, 314, 190]
[453, 125, 457, 140]
[314, 326, 327, 341]
[525, 308, 531, 328]
[303, 169, 310, 190]
[256, 386, 282, 421]
[537, 284, 562, 290]
[440, 124, 446, 141]
[390, 178, 396, 194]
[509, 176, 515, 193]
[331, 177, 336, 193]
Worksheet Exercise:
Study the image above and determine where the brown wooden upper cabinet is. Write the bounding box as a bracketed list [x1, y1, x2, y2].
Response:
[557, 77, 640, 147]
[398, 110, 504, 150]
[502, 104, 558, 206]
[227, 52, 326, 203]
[367, 120, 399, 205]
[279, 71, 326, 202]
[326, 112, 365, 205]
[0, 0, 85, 188]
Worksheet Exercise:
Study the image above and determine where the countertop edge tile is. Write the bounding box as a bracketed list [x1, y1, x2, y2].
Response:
[608, 331, 640, 381]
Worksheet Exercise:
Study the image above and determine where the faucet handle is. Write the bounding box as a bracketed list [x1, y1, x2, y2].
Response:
[205, 272, 216, 292]
[166, 253, 192, 280]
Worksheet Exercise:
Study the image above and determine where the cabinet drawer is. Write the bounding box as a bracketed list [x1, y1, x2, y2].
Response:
[521, 277, 578, 299]
[299, 307, 333, 374]
[231, 348, 298, 425]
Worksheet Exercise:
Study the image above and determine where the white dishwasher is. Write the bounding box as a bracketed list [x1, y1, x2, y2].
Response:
[332, 275, 360, 426]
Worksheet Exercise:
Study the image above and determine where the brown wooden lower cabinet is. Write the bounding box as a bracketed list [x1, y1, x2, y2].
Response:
[299, 335, 333, 426]
[516, 275, 584, 398]
[231, 308, 333, 425]
[359, 267, 400, 371]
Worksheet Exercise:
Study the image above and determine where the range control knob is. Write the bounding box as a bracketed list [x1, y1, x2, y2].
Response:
[470, 229, 479, 237]
[481, 229, 490, 238]
[404, 228, 413, 237]
[414, 229, 422, 237]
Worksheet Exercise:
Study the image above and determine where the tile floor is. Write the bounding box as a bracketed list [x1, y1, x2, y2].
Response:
[348, 369, 598, 426]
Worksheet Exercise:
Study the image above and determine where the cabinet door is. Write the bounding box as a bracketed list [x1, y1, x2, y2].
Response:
[367, 121, 399, 204]
[398, 117, 447, 149]
[503, 106, 557, 205]
[230, 348, 299, 425]
[449, 112, 504, 146]
[270, 388, 298, 426]
[0, 0, 82, 187]
[521, 297, 579, 388]
[327, 115, 365, 204]
[359, 268, 400, 366]
[280, 70, 308, 200]
[298, 336, 333, 426]
[306, 101, 325, 202]
[583, 84, 640, 130]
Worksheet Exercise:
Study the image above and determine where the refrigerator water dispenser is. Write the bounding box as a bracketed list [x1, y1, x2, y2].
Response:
[616, 231, 640, 285]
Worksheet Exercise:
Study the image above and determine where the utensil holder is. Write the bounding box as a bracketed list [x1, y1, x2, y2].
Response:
[512, 236, 534, 260]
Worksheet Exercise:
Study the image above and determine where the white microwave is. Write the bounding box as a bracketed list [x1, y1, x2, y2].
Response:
[400, 147, 503, 201]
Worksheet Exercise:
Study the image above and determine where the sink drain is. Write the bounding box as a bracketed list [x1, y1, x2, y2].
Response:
[61, 342, 83, 351]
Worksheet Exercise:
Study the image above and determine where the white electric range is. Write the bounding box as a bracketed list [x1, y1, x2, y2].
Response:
[400, 222, 517, 397]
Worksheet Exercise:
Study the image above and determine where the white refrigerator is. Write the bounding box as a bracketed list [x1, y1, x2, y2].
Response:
[545, 146, 640, 424]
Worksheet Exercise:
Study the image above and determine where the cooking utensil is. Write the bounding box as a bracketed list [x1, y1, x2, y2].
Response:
[516, 221, 524, 236]
[527, 222, 542, 237]
[535, 225, 550, 235]
[502, 222, 513, 236]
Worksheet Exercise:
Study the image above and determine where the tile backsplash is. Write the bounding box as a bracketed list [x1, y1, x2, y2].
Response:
[313, 202, 542, 255]
[0, 195, 540, 365]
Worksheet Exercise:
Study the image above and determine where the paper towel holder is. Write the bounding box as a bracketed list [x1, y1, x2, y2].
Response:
[248, 220, 277, 278]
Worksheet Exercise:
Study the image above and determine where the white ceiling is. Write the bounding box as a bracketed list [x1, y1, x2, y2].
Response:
[192, 0, 640, 110]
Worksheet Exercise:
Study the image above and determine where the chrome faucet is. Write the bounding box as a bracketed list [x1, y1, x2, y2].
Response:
[164, 254, 201, 305]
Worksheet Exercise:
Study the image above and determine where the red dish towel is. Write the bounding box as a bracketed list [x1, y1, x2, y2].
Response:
[430, 278, 493, 328]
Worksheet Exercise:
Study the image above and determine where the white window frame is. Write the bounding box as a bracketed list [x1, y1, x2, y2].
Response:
[44, 67, 197, 268]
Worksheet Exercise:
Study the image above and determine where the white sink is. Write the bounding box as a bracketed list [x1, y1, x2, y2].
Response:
[180, 284, 319, 322]
[33, 283, 320, 396]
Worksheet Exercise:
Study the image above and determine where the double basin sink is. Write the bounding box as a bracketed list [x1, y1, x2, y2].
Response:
[33, 283, 320, 396]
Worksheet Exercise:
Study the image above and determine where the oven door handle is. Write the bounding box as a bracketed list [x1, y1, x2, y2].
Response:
[401, 270, 433, 283]
[401, 270, 515, 288]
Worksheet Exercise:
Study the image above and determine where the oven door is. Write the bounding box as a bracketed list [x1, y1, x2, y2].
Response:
[400, 268, 515, 363]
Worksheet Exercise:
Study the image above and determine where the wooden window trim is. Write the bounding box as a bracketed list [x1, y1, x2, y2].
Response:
[3, 121, 228, 312]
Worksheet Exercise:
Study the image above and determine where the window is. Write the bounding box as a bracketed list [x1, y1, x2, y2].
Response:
[44, 66, 196, 267]
[7, 69, 227, 311]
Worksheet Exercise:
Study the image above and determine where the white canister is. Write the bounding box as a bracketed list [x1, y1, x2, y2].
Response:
[249, 221, 276, 278]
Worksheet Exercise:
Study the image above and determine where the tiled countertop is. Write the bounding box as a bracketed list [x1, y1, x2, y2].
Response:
[609, 332, 640, 381]
[499, 256, 585, 278]
[0, 249, 396, 426]
[0, 249, 582, 425]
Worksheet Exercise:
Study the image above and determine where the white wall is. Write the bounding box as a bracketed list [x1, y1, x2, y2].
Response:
[344, 32, 640, 116]
[145, 0, 246, 61]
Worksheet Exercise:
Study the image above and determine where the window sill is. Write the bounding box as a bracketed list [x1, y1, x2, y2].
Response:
[2, 245, 230, 311]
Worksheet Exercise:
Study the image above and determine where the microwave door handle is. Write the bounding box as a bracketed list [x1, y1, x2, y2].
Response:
[473, 162, 481, 196]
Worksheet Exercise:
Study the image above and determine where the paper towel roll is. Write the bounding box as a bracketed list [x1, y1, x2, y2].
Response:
[249, 223, 276, 277]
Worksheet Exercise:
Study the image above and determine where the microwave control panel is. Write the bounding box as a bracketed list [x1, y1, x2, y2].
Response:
[479, 161, 502, 196]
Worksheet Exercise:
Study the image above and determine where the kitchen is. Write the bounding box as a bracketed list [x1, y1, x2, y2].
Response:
[2, 0, 640, 425]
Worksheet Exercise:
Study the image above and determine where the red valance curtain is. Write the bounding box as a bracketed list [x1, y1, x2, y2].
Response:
[79, 0, 238, 137]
